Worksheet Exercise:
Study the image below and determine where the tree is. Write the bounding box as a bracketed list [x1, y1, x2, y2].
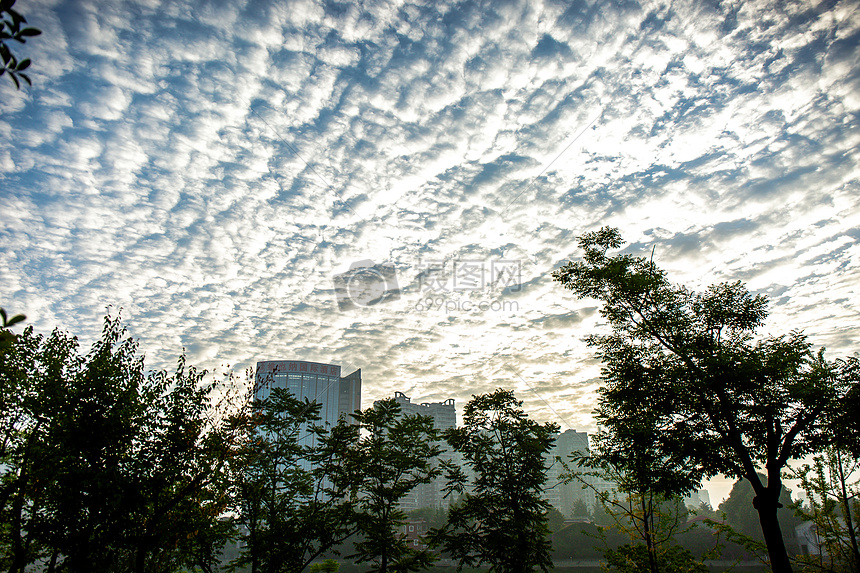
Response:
[600, 544, 708, 573]
[0, 314, 248, 572]
[331, 399, 442, 573]
[552, 227, 853, 573]
[309, 559, 340, 573]
[790, 446, 860, 572]
[407, 506, 448, 530]
[564, 444, 705, 573]
[713, 475, 803, 564]
[0, 315, 146, 571]
[1, 0, 41, 89]
[693, 502, 718, 520]
[122, 358, 250, 573]
[821, 357, 860, 459]
[546, 507, 566, 533]
[232, 387, 357, 573]
[565, 388, 704, 573]
[786, 355, 860, 572]
[554, 310, 713, 573]
[719, 478, 770, 542]
[571, 498, 591, 520]
[431, 389, 559, 573]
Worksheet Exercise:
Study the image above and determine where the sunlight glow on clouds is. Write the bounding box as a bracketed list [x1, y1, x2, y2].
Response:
[1, 0, 859, 438]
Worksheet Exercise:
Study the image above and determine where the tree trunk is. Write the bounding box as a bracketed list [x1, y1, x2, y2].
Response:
[379, 546, 388, 573]
[642, 495, 659, 573]
[753, 494, 793, 573]
[9, 478, 27, 573]
[836, 450, 860, 573]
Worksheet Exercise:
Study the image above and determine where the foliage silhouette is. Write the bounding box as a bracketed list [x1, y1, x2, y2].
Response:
[790, 446, 860, 572]
[553, 227, 855, 573]
[330, 398, 442, 573]
[232, 386, 357, 573]
[0, 314, 249, 572]
[1, 0, 41, 89]
[431, 388, 558, 573]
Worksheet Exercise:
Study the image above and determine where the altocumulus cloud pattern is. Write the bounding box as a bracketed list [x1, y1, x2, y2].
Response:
[1, 0, 859, 431]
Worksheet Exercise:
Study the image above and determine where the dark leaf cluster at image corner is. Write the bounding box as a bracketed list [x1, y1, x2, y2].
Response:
[0, 0, 40, 89]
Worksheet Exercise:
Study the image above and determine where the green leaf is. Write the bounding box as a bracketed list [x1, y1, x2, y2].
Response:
[18, 27, 39, 37]
[9, 9, 22, 30]
[15, 56, 27, 70]
[5, 313, 26, 326]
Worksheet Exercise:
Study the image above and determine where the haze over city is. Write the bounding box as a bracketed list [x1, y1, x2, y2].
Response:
[2, 0, 859, 503]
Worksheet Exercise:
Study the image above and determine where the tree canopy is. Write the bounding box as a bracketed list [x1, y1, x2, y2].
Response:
[432, 389, 558, 573]
[0, 314, 249, 573]
[552, 227, 856, 573]
[232, 386, 358, 573]
[330, 399, 442, 573]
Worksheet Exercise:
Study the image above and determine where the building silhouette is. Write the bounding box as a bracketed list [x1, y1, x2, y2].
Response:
[684, 488, 712, 509]
[377, 391, 457, 511]
[255, 360, 361, 452]
[544, 429, 620, 518]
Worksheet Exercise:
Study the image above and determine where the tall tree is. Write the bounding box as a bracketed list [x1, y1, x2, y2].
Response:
[791, 448, 860, 573]
[565, 428, 705, 573]
[0, 315, 248, 572]
[552, 227, 853, 573]
[790, 357, 860, 573]
[123, 359, 250, 573]
[0, 316, 146, 571]
[570, 498, 591, 520]
[232, 387, 357, 573]
[330, 399, 442, 573]
[716, 475, 803, 561]
[432, 389, 559, 573]
[559, 343, 710, 573]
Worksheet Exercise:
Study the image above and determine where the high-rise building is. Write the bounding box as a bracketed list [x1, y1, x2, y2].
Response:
[543, 429, 621, 518]
[683, 488, 712, 509]
[543, 429, 592, 517]
[377, 391, 456, 511]
[255, 360, 362, 449]
[391, 391, 456, 432]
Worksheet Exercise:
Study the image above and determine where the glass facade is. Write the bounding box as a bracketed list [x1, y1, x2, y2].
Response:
[255, 360, 362, 451]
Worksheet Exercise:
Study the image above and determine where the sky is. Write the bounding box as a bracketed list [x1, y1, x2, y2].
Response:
[2, 0, 859, 503]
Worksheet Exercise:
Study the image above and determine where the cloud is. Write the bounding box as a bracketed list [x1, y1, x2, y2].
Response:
[1, 0, 859, 435]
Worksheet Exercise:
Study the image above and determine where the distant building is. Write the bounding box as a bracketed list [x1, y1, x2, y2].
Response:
[401, 518, 429, 550]
[796, 522, 823, 556]
[255, 360, 361, 455]
[545, 429, 599, 518]
[377, 391, 456, 511]
[684, 488, 712, 509]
